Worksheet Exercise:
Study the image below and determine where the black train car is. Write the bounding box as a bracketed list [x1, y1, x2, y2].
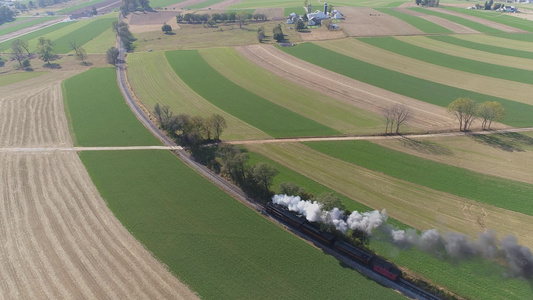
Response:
[333, 240, 373, 265]
[372, 259, 402, 281]
[266, 202, 306, 229]
[300, 222, 335, 246]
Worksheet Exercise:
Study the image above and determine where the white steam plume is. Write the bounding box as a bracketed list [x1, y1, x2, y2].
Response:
[271, 194, 533, 279]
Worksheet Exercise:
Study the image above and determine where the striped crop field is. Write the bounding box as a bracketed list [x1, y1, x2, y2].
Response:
[375, 8, 453, 33]
[79, 149, 405, 300]
[81, 28, 116, 53]
[126, 51, 271, 141]
[244, 145, 532, 300]
[409, 7, 504, 33]
[165, 50, 340, 138]
[199, 47, 384, 135]
[228, 0, 405, 9]
[48, 16, 116, 54]
[453, 33, 533, 51]
[443, 7, 533, 32]
[62, 68, 161, 146]
[0, 21, 73, 52]
[280, 42, 533, 127]
[492, 33, 533, 42]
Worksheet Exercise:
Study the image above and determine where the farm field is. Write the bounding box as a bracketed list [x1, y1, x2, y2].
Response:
[245, 148, 533, 300]
[185, 0, 226, 9]
[55, 0, 110, 13]
[443, 7, 533, 32]
[0, 16, 58, 36]
[0, 72, 46, 87]
[62, 68, 161, 146]
[409, 7, 506, 33]
[227, 0, 406, 9]
[79, 150, 405, 300]
[198, 47, 384, 135]
[391, 7, 479, 34]
[338, 7, 424, 37]
[244, 142, 533, 250]
[280, 42, 533, 127]
[371, 133, 533, 185]
[454, 33, 533, 51]
[304, 140, 533, 215]
[126, 51, 271, 141]
[165, 50, 340, 138]
[427, 35, 533, 59]
[494, 33, 533, 42]
[374, 8, 453, 33]
[360, 36, 533, 85]
[81, 27, 115, 53]
[318, 38, 533, 106]
[0, 21, 73, 52]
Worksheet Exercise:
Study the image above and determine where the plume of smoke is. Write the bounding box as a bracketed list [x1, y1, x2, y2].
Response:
[271, 194, 533, 279]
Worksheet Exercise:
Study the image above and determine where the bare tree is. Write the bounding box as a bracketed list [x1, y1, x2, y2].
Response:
[447, 97, 477, 131]
[69, 41, 87, 65]
[11, 39, 25, 67]
[393, 104, 412, 134]
[478, 101, 505, 130]
[383, 106, 395, 134]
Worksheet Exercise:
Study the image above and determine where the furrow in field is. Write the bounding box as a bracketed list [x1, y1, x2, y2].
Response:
[199, 47, 384, 135]
[393, 7, 478, 33]
[238, 44, 457, 131]
[318, 38, 533, 107]
[244, 142, 533, 251]
[126, 51, 270, 141]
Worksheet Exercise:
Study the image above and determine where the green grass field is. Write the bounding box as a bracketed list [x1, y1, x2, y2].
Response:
[303, 140, 533, 215]
[62, 68, 161, 146]
[375, 8, 453, 33]
[0, 16, 58, 36]
[246, 147, 532, 300]
[280, 42, 533, 127]
[228, 0, 406, 9]
[79, 150, 405, 300]
[443, 7, 533, 32]
[81, 27, 116, 53]
[185, 0, 225, 9]
[149, 0, 187, 8]
[360, 36, 533, 85]
[0, 21, 73, 52]
[284, 6, 306, 16]
[409, 7, 504, 33]
[51, 16, 116, 54]
[0, 71, 47, 87]
[199, 47, 384, 135]
[55, 0, 110, 13]
[428, 35, 533, 59]
[165, 50, 339, 138]
[491, 32, 533, 42]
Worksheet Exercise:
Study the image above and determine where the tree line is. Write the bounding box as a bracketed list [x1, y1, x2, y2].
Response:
[120, 0, 151, 16]
[447, 98, 505, 131]
[176, 12, 267, 27]
[0, 6, 15, 25]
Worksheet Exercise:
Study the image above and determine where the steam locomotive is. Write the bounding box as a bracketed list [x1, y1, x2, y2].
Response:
[266, 202, 402, 281]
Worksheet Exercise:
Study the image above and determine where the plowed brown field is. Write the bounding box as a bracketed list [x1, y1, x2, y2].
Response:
[339, 7, 424, 36]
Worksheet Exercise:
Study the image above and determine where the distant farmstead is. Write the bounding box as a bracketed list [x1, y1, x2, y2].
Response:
[286, 3, 343, 27]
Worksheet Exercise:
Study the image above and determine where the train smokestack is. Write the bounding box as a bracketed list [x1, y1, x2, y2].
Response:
[324, 2, 327, 14]
[308, 3, 311, 13]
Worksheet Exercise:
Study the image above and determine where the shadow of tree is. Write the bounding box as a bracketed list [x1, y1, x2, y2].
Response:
[469, 133, 533, 152]
[399, 138, 453, 156]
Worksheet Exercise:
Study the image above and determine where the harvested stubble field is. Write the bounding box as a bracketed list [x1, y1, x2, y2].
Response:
[237, 44, 455, 131]
[245, 148, 533, 300]
[126, 11, 180, 33]
[165, 49, 339, 138]
[322, 38, 533, 106]
[280, 42, 533, 127]
[0, 72, 46, 87]
[339, 7, 424, 37]
[374, 8, 453, 34]
[126, 51, 271, 140]
[79, 150, 405, 300]
[199, 47, 384, 135]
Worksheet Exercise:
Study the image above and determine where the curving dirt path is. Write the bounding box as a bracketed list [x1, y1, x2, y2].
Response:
[393, 7, 479, 34]
[237, 44, 457, 131]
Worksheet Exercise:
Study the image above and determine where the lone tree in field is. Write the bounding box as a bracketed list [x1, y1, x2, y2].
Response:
[383, 104, 412, 134]
[478, 101, 505, 130]
[257, 26, 265, 43]
[12, 39, 30, 55]
[237, 10, 249, 29]
[106, 47, 119, 66]
[11, 39, 26, 67]
[447, 97, 477, 131]
[272, 24, 284, 42]
[69, 41, 88, 65]
[37, 37, 54, 66]
[161, 23, 172, 34]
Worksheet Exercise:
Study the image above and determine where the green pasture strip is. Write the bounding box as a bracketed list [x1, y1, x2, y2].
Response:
[280, 42, 533, 127]
[185, 0, 225, 9]
[0, 21, 73, 52]
[150, 0, 188, 8]
[284, 6, 305, 16]
[246, 147, 531, 300]
[409, 7, 504, 33]
[81, 27, 115, 53]
[428, 35, 533, 59]
[199, 47, 383, 135]
[0, 16, 58, 36]
[491, 32, 533, 42]
[165, 50, 339, 138]
[304, 140, 533, 215]
[0, 72, 46, 87]
[375, 8, 452, 33]
[62, 68, 160, 146]
[56, 0, 109, 14]
[443, 7, 533, 32]
[0, 16, 22, 27]
[360, 36, 533, 85]
[51, 17, 116, 54]
[80, 150, 404, 300]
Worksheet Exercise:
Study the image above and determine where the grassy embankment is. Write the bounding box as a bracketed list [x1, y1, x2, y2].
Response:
[62, 68, 160, 146]
[199, 47, 384, 135]
[66, 68, 405, 300]
[280, 42, 533, 127]
[0, 16, 58, 36]
[374, 8, 453, 33]
[0, 21, 73, 51]
[165, 49, 340, 138]
[126, 51, 271, 141]
[244, 145, 532, 300]
[409, 7, 505, 33]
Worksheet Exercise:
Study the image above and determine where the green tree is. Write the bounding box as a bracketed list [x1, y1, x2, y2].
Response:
[478, 101, 505, 130]
[272, 24, 284, 42]
[313, 192, 345, 211]
[22, 59, 31, 69]
[91, 6, 97, 15]
[257, 26, 265, 42]
[208, 114, 227, 141]
[237, 10, 248, 29]
[251, 163, 278, 194]
[11, 39, 26, 67]
[216, 144, 249, 184]
[447, 97, 478, 131]
[279, 182, 313, 199]
[161, 23, 172, 34]
[106, 47, 119, 66]
[69, 41, 88, 65]
[296, 19, 306, 31]
[37, 37, 54, 66]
